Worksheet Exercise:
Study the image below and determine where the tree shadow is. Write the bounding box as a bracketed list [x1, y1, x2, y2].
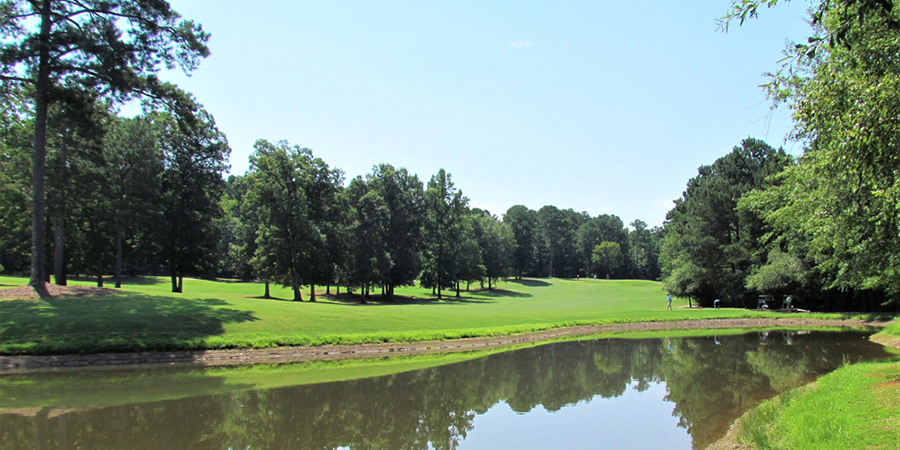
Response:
[507, 278, 551, 287]
[64, 276, 165, 286]
[842, 312, 898, 322]
[318, 292, 495, 306]
[476, 288, 532, 298]
[248, 295, 290, 301]
[0, 294, 258, 354]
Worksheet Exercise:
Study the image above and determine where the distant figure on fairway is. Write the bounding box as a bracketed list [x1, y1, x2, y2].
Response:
[714, 299, 720, 309]
[783, 296, 792, 311]
[666, 294, 673, 310]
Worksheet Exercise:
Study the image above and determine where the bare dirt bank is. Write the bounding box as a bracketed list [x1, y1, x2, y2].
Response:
[0, 317, 888, 373]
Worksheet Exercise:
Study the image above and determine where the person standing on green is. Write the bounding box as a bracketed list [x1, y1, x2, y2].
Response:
[666, 294, 673, 310]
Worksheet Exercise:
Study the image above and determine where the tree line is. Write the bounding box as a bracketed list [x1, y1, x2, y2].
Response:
[0, 104, 663, 298]
[661, 0, 900, 311]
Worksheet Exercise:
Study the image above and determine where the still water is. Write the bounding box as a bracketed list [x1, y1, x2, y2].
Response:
[0, 330, 894, 450]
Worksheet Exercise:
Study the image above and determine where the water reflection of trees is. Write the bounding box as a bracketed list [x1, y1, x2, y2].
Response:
[0, 332, 889, 450]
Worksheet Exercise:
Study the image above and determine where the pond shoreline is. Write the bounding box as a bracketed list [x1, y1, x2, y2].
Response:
[705, 322, 900, 450]
[0, 317, 886, 373]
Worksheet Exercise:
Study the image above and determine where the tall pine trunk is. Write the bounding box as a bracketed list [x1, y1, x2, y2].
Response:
[29, 0, 53, 294]
[96, 254, 103, 287]
[52, 135, 67, 286]
[115, 228, 123, 288]
[53, 215, 66, 285]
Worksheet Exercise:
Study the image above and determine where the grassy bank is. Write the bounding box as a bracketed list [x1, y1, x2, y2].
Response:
[725, 323, 900, 450]
[0, 275, 860, 355]
[734, 360, 900, 450]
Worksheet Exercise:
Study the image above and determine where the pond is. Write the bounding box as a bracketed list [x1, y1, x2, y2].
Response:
[0, 330, 895, 450]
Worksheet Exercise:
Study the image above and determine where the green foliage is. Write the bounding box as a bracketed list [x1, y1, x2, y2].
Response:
[473, 210, 515, 288]
[591, 241, 624, 278]
[661, 138, 791, 306]
[365, 164, 425, 294]
[0, 93, 32, 273]
[762, 8, 900, 301]
[504, 205, 538, 278]
[627, 219, 662, 280]
[244, 140, 340, 301]
[745, 249, 806, 295]
[158, 109, 229, 292]
[421, 169, 467, 298]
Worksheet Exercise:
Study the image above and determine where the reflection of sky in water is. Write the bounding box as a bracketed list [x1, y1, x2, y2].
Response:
[463, 382, 691, 450]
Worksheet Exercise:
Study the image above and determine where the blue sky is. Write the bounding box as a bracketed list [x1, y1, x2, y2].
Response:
[159, 1, 812, 227]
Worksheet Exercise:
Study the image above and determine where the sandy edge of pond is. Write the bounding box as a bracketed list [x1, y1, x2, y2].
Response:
[0, 317, 888, 374]
[705, 322, 900, 450]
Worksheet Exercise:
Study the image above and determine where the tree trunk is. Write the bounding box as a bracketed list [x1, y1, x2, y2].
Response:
[326, 284, 330, 295]
[309, 284, 316, 302]
[291, 271, 302, 301]
[488, 277, 492, 289]
[53, 215, 66, 286]
[171, 273, 179, 292]
[96, 254, 103, 288]
[52, 133, 67, 286]
[178, 276, 183, 292]
[29, 0, 53, 295]
[115, 228, 123, 288]
[264, 281, 270, 299]
[456, 281, 460, 297]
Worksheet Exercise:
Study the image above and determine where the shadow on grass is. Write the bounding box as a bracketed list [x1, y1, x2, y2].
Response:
[476, 288, 531, 298]
[249, 295, 292, 301]
[319, 292, 496, 306]
[0, 294, 258, 354]
[842, 312, 899, 322]
[507, 278, 551, 287]
[65, 275, 165, 286]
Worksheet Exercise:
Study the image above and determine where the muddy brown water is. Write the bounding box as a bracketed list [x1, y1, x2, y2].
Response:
[0, 330, 895, 450]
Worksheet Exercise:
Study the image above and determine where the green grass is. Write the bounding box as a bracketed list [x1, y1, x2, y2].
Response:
[0, 275, 854, 355]
[736, 360, 900, 450]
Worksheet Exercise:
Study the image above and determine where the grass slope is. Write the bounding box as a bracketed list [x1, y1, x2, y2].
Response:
[0, 275, 828, 355]
[736, 360, 900, 450]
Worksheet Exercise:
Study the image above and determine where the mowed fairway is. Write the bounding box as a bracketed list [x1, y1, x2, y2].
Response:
[0, 275, 783, 355]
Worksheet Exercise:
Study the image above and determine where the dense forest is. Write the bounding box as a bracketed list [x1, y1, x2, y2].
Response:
[1, 0, 899, 311]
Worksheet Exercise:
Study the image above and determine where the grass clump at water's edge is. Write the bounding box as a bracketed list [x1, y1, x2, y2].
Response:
[0, 275, 890, 356]
[734, 360, 900, 450]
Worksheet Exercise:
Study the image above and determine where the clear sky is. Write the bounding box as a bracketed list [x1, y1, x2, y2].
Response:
[158, 0, 812, 227]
